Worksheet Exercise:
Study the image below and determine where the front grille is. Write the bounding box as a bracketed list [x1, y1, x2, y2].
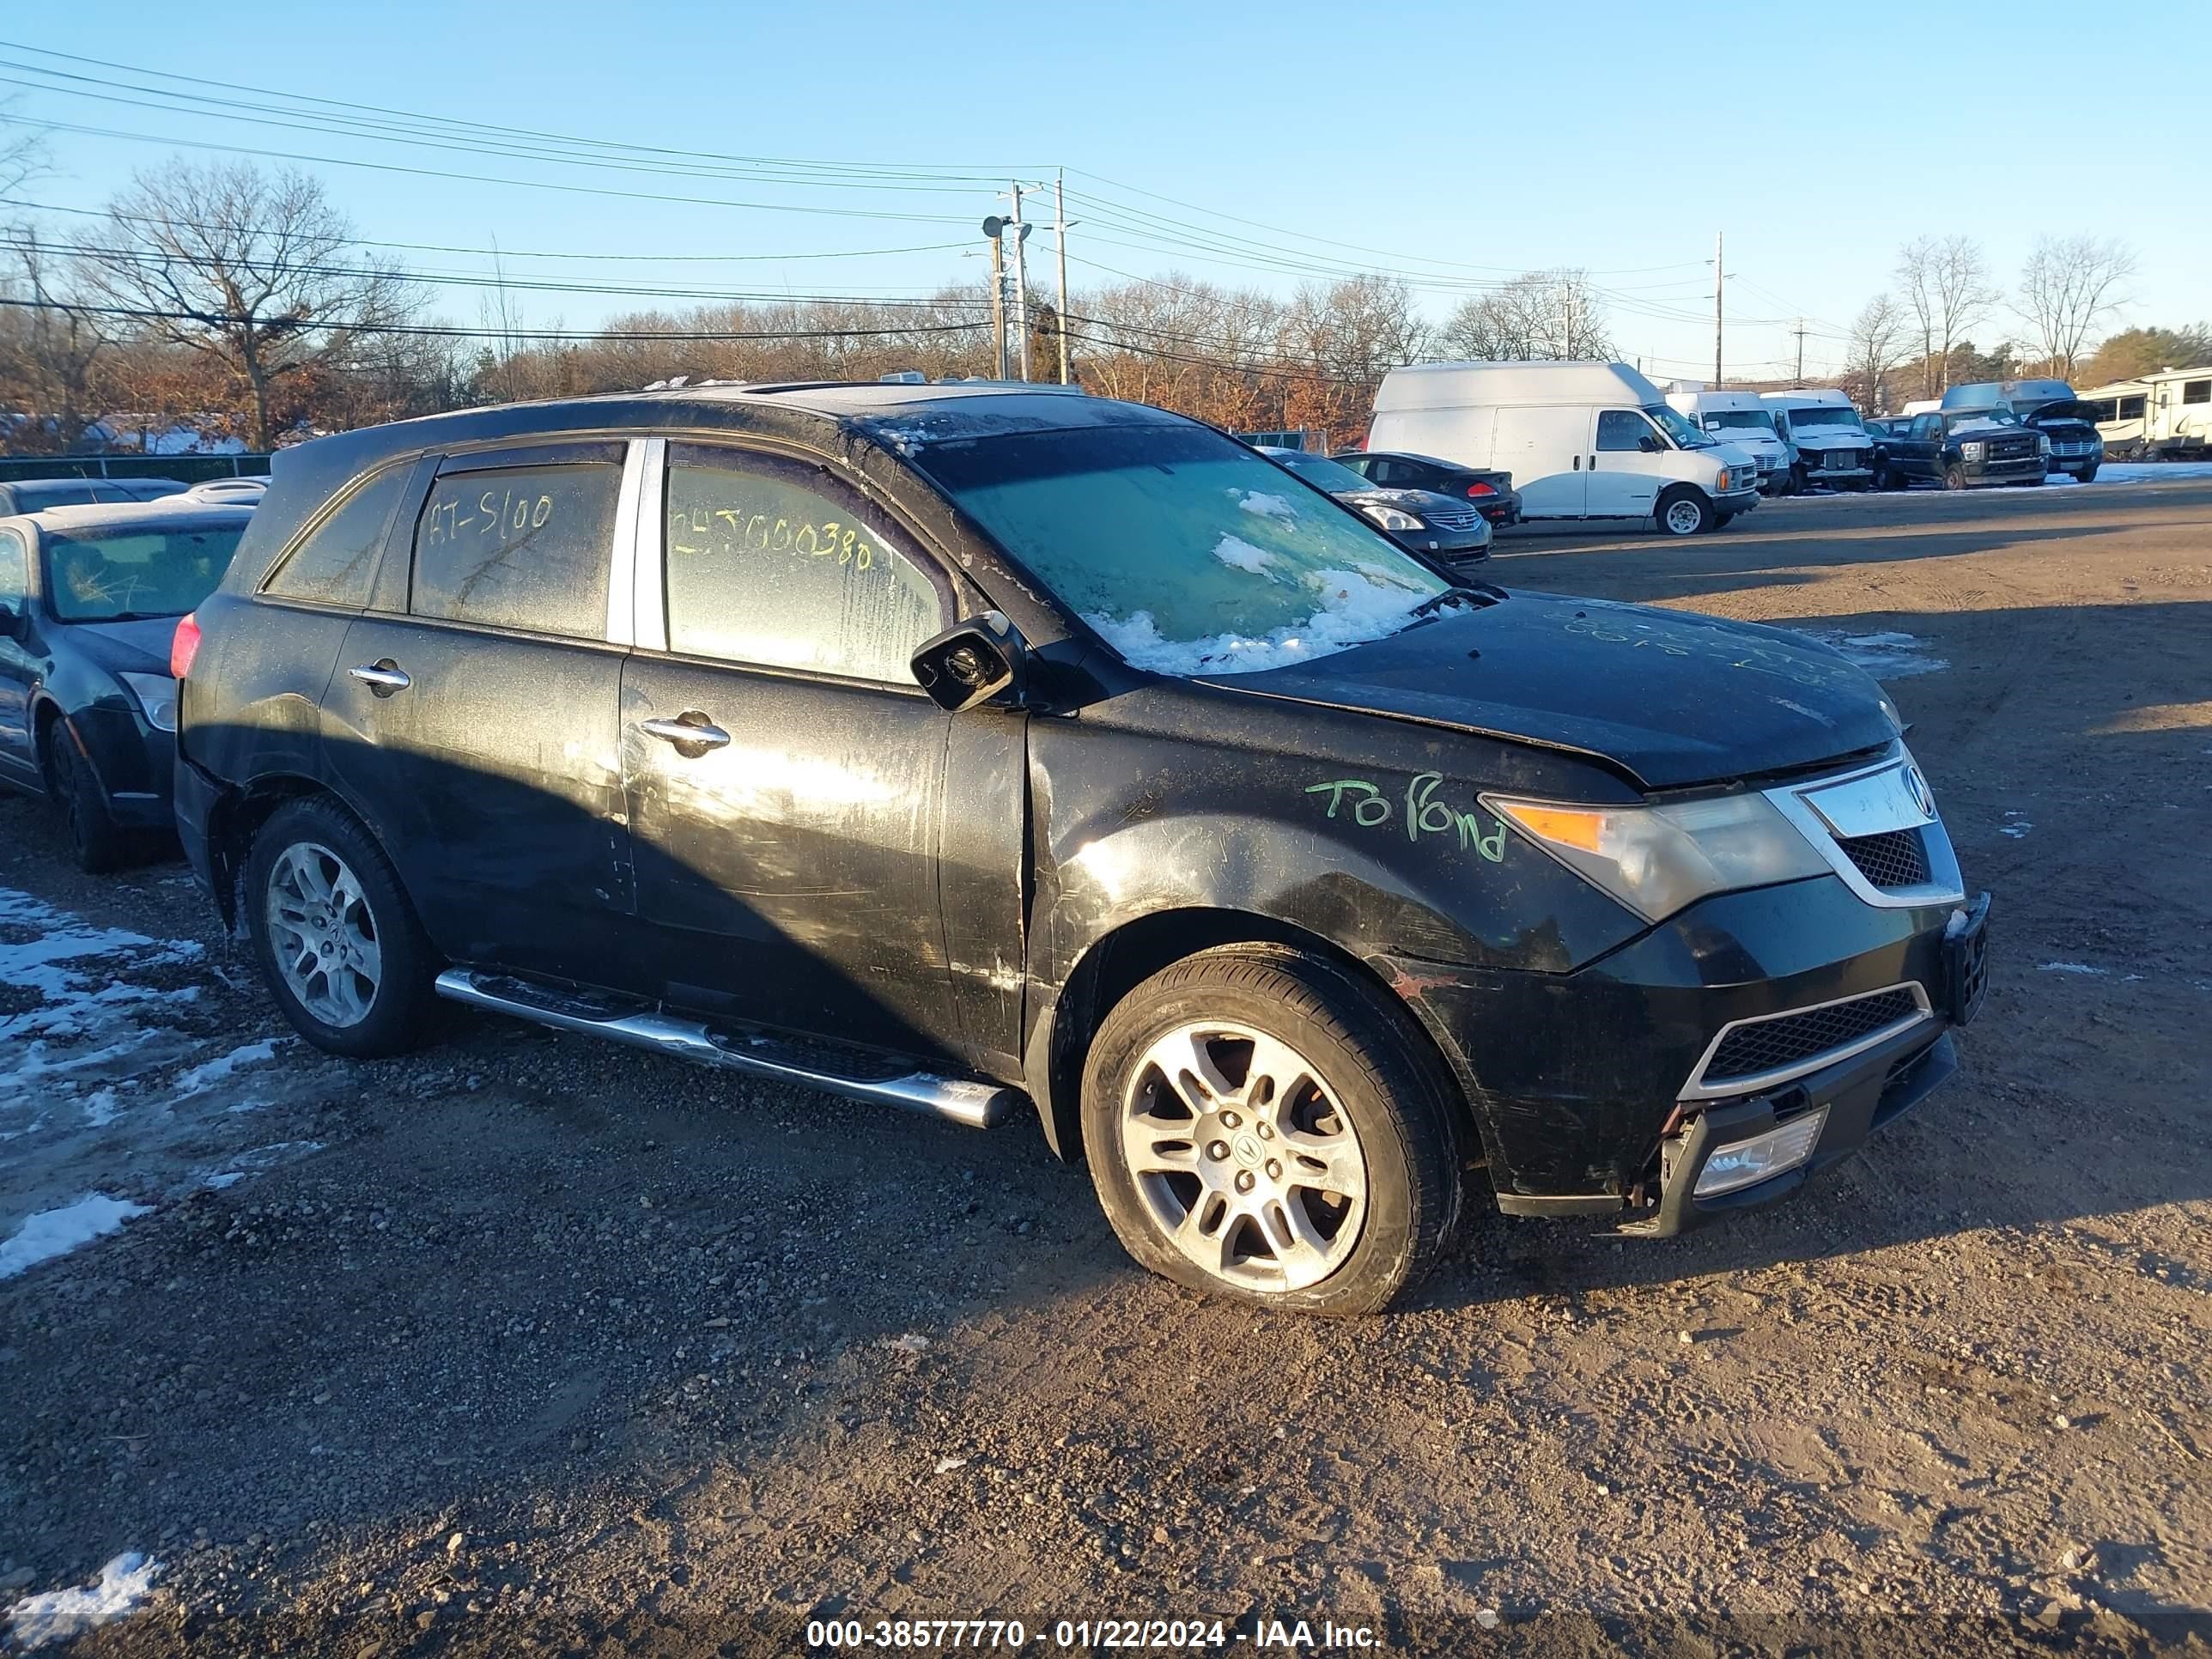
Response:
[1704, 988, 1923, 1085]
[1837, 828, 1929, 889]
[1425, 503, 1481, 530]
[1990, 437, 2037, 461]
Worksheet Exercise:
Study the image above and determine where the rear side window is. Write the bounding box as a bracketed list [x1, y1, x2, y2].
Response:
[264, 466, 408, 606]
[662, 445, 945, 684]
[411, 462, 617, 637]
[2185, 380, 2210, 406]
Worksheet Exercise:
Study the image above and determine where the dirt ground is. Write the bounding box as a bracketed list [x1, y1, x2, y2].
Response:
[3, 477, 2208, 1657]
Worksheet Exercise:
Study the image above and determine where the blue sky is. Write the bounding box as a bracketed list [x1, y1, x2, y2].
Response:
[4, 1, 2206, 381]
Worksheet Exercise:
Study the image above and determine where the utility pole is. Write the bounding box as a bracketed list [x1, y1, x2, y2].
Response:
[1054, 170, 1072, 385]
[1009, 180, 1032, 382]
[984, 221, 1008, 380]
[1712, 230, 1723, 386]
[1793, 319, 1808, 383]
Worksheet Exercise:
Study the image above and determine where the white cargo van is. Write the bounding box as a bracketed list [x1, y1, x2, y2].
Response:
[1662, 388, 1792, 494]
[1759, 389, 1875, 490]
[1367, 362, 1761, 536]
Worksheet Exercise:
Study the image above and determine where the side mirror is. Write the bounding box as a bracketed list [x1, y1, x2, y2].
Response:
[911, 610, 1029, 714]
[1638, 434, 1664, 453]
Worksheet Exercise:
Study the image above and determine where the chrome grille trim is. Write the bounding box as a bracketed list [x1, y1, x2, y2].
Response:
[1763, 745, 1967, 910]
[1680, 981, 1935, 1101]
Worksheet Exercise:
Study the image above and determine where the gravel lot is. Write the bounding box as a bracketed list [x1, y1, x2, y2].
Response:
[3, 477, 2209, 1656]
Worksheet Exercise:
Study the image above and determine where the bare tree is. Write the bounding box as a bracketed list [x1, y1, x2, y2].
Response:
[2016, 234, 2136, 378]
[1895, 235, 1998, 396]
[0, 229, 109, 451]
[76, 161, 418, 447]
[1843, 295, 1910, 414]
[1436, 270, 1611, 362]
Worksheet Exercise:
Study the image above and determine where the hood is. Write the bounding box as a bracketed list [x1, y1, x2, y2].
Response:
[58, 614, 179, 676]
[1339, 486, 1467, 516]
[2023, 399, 2098, 430]
[1787, 422, 1868, 446]
[1707, 431, 1787, 456]
[1200, 592, 1899, 791]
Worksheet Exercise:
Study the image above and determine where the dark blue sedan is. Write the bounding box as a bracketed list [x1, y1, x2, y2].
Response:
[0, 501, 252, 870]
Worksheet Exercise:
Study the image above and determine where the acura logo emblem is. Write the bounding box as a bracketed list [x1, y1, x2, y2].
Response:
[1901, 763, 1936, 819]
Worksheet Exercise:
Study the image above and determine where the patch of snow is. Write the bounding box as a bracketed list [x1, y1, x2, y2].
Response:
[81, 1088, 121, 1127]
[172, 1038, 286, 1097]
[204, 1172, 246, 1190]
[1795, 629, 1948, 679]
[2001, 822, 2033, 838]
[2039, 962, 2109, 976]
[2092, 461, 2212, 483]
[1232, 489, 1298, 522]
[1211, 533, 1279, 575]
[3, 1553, 161, 1648]
[2043, 473, 2079, 487]
[0, 1194, 150, 1279]
[1944, 417, 2017, 438]
[1087, 566, 1431, 677]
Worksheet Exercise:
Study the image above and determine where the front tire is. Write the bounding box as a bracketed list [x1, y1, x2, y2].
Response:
[1943, 464, 1969, 491]
[45, 724, 130, 874]
[2079, 465, 2099, 483]
[1081, 946, 1464, 1314]
[1656, 489, 1713, 538]
[245, 798, 440, 1058]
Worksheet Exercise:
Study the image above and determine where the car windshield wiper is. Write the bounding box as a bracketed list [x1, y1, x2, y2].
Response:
[1399, 586, 1502, 632]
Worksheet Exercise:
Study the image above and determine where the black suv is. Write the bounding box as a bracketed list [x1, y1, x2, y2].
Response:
[1875, 410, 2047, 491]
[173, 384, 1989, 1312]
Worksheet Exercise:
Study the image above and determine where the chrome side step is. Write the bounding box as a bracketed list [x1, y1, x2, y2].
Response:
[433, 968, 1021, 1129]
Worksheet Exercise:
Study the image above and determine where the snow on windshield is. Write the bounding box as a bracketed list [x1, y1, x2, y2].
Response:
[915, 423, 1449, 677]
[1946, 416, 2019, 437]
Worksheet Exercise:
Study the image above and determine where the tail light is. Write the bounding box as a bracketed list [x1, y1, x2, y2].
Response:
[1465, 481, 1496, 497]
[170, 612, 202, 679]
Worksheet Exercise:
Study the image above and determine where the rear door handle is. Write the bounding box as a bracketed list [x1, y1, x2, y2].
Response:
[640, 714, 732, 751]
[347, 661, 410, 696]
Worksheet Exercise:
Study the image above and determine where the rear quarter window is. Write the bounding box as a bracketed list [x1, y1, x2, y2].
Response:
[410, 462, 618, 637]
[263, 465, 410, 607]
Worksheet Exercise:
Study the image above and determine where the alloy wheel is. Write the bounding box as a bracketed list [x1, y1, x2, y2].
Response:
[1118, 1022, 1369, 1292]
[265, 841, 384, 1027]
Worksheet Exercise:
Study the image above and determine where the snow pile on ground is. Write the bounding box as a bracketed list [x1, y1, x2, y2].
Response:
[1794, 628, 1948, 679]
[1086, 566, 1427, 676]
[1211, 533, 1278, 574]
[2094, 461, 2212, 483]
[0, 1194, 150, 1279]
[172, 1037, 287, 1097]
[3, 1553, 161, 1648]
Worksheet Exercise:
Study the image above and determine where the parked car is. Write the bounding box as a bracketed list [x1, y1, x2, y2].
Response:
[1369, 362, 1759, 537]
[0, 477, 191, 516]
[1328, 450, 1520, 527]
[173, 384, 1986, 1313]
[1662, 390, 1794, 494]
[1875, 409, 2047, 490]
[1940, 381, 2102, 481]
[1254, 446, 1491, 565]
[163, 477, 270, 505]
[0, 500, 252, 869]
[1759, 391, 1875, 492]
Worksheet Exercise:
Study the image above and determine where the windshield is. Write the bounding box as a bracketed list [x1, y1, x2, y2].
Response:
[1781, 404, 1863, 433]
[913, 422, 1449, 676]
[1268, 451, 1379, 494]
[1641, 404, 1711, 447]
[43, 523, 243, 623]
[1702, 410, 1778, 436]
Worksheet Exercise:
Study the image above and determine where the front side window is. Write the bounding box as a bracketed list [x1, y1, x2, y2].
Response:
[265, 465, 409, 607]
[911, 421, 1448, 677]
[1596, 410, 1656, 452]
[42, 521, 244, 623]
[0, 528, 26, 605]
[411, 462, 617, 637]
[662, 445, 945, 684]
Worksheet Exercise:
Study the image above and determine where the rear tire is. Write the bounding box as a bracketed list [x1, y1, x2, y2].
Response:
[44, 723, 131, 874]
[244, 797, 441, 1058]
[1081, 945, 1464, 1314]
[1656, 489, 1713, 538]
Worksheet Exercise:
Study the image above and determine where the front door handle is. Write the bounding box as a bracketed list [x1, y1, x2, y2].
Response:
[347, 661, 410, 696]
[640, 714, 732, 751]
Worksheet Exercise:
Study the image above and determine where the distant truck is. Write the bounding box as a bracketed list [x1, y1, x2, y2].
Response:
[2073, 365, 2212, 461]
[1941, 380, 2103, 481]
[1368, 361, 1759, 537]
[1759, 391, 1875, 492]
[1662, 388, 1793, 494]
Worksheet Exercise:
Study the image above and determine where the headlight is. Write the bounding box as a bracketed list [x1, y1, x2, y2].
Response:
[1358, 503, 1425, 532]
[1960, 441, 1985, 461]
[118, 672, 179, 733]
[1480, 790, 1830, 923]
[2037, 434, 2051, 455]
